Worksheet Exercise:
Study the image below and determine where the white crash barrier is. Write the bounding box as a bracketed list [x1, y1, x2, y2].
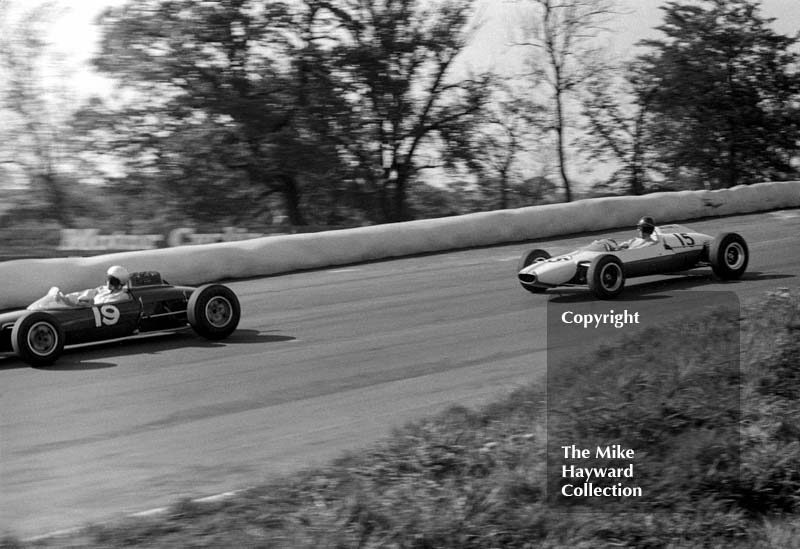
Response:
[1, 181, 798, 309]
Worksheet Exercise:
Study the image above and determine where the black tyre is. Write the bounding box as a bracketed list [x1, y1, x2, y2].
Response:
[709, 233, 748, 280]
[518, 249, 551, 294]
[587, 254, 625, 299]
[187, 284, 241, 340]
[11, 312, 65, 367]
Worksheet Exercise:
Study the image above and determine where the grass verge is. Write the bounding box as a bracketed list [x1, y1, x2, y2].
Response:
[5, 289, 799, 548]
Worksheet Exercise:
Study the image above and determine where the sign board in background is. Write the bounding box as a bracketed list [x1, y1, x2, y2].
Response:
[0, 226, 268, 260]
[57, 227, 265, 251]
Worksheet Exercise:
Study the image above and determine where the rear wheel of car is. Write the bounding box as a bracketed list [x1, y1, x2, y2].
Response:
[709, 233, 749, 280]
[518, 249, 551, 294]
[188, 284, 241, 340]
[11, 312, 65, 367]
[588, 255, 625, 299]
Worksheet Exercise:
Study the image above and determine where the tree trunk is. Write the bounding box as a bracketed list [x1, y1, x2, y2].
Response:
[725, 128, 738, 188]
[392, 171, 410, 222]
[554, 92, 572, 202]
[499, 168, 509, 209]
[630, 105, 648, 195]
[281, 175, 306, 226]
[38, 172, 70, 226]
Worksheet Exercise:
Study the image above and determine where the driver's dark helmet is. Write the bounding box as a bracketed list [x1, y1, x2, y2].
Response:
[637, 216, 656, 236]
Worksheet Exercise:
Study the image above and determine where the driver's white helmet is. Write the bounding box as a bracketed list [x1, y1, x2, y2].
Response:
[106, 265, 130, 286]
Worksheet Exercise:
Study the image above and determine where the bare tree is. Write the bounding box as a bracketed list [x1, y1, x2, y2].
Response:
[517, 0, 617, 202]
[474, 83, 543, 209]
[581, 67, 657, 195]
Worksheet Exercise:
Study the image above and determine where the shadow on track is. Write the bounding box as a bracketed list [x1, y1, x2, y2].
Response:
[0, 329, 296, 371]
[223, 329, 296, 344]
[35, 360, 118, 371]
[740, 271, 795, 282]
[544, 270, 794, 304]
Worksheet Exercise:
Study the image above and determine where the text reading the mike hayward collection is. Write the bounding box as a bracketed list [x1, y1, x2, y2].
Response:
[561, 444, 643, 497]
[561, 309, 640, 329]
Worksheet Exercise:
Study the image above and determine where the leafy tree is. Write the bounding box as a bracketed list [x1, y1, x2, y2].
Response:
[518, 0, 617, 202]
[637, 0, 800, 189]
[0, 1, 75, 224]
[90, 0, 349, 226]
[89, 0, 490, 225]
[329, 0, 492, 222]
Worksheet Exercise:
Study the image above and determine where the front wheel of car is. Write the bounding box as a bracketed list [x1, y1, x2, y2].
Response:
[709, 233, 749, 280]
[518, 249, 551, 294]
[11, 312, 65, 367]
[188, 284, 241, 340]
[588, 255, 626, 299]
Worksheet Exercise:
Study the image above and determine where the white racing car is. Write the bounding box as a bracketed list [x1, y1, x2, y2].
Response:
[517, 224, 749, 299]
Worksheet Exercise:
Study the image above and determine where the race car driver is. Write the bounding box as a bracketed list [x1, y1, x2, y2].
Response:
[52, 265, 132, 306]
[618, 216, 659, 249]
[90, 265, 132, 304]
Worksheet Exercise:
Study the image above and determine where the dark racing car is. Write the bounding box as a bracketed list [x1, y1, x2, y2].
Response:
[0, 271, 240, 366]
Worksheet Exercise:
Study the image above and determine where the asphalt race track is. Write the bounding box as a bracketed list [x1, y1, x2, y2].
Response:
[1, 210, 798, 538]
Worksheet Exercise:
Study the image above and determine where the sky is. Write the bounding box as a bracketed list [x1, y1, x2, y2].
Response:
[26, 0, 800, 101]
[3, 0, 799, 189]
[464, 0, 800, 74]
